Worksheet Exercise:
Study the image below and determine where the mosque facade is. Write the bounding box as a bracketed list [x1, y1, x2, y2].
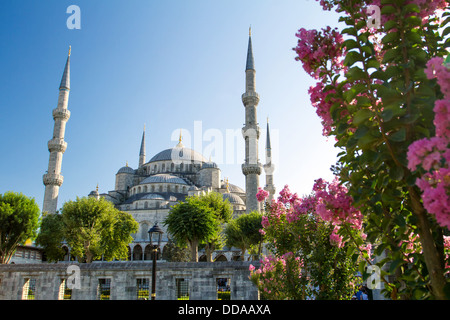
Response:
[43, 31, 276, 262]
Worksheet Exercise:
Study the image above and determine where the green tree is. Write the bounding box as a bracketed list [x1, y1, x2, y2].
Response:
[36, 196, 138, 263]
[0, 192, 40, 264]
[199, 192, 233, 262]
[224, 211, 263, 261]
[164, 192, 232, 262]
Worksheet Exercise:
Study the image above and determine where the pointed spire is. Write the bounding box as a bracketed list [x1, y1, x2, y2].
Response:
[266, 117, 271, 151]
[140, 125, 146, 156]
[139, 125, 146, 168]
[59, 46, 71, 90]
[246, 28, 255, 71]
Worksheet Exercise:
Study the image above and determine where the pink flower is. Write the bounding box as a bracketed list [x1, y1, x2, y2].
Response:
[256, 187, 269, 202]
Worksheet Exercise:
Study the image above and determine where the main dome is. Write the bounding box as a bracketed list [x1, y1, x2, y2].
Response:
[148, 146, 207, 163]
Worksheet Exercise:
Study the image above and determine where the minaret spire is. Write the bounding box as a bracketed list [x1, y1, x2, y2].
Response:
[43, 47, 72, 214]
[241, 29, 262, 213]
[139, 124, 146, 168]
[263, 117, 275, 201]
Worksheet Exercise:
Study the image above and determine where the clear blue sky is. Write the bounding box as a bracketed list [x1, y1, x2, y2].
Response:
[0, 0, 343, 212]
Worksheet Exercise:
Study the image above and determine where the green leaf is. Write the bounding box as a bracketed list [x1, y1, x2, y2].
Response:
[389, 259, 404, 274]
[381, 109, 394, 122]
[381, 5, 396, 15]
[344, 39, 359, 50]
[353, 109, 373, 125]
[405, 15, 422, 27]
[389, 166, 404, 181]
[382, 31, 399, 44]
[382, 48, 401, 64]
[342, 27, 357, 37]
[344, 51, 364, 67]
[389, 127, 406, 142]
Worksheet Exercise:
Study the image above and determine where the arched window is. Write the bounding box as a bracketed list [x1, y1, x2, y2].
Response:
[138, 186, 141, 193]
[175, 185, 179, 193]
[162, 163, 165, 171]
[171, 163, 174, 171]
[133, 245, 143, 261]
[144, 202, 148, 209]
[144, 186, 148, 192]
[151, 185, 155, 192]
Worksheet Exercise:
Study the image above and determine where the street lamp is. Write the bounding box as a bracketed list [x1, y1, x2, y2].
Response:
[148, 222, 163, 300]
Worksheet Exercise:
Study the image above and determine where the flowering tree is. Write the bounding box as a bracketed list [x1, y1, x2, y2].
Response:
[294, 0, 450, 299]
[250, 184, 367, 300]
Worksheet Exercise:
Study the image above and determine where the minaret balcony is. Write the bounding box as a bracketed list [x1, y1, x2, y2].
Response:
[242, 163, 262, 175]
[263, 163, 275, 174]
[52, 108, 71, 121]
[241, 92, 260, 106]
[48, 138, 67, 153]
[43, 173, 64, 187]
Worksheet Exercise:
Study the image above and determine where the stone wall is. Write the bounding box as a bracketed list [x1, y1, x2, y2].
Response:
[0, 261, 259, 300]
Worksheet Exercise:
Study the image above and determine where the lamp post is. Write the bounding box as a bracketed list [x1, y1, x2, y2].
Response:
[148, 222, 163, 300]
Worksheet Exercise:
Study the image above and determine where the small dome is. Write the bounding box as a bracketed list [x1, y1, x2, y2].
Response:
[88, 190, 99, 196]
[117, 166, 134, 174]
[223, 193, 245, 206]
[140, 174, 188, 185]
[221, 182, 245, 194]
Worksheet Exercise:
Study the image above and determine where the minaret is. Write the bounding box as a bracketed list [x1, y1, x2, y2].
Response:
[42, 46, 71, 214]
[263, 118, 275, 201]
[241, 28, 262, 213]
[139, 125, 146, 168]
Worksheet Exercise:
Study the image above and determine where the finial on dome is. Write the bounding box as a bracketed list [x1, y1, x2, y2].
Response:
[68, 45, 71, 56]
[249, 25, 252, 36]
[179, 129, 182, 143]
[126, 161, 128, 167]
[96, 183, 99, 192]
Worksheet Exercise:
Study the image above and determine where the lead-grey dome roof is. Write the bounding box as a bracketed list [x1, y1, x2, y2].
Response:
[148, 147, 207, 163]
[117, 166, 135, 174]
[140, 174, 188, 185]
[223, 193, 245, 206]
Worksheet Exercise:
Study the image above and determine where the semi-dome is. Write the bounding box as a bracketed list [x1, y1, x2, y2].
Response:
[148, 146, 207, 163]
[140, 193, 165, 200]
[117, 166, 135, 174]
[140, 174, 188, 185]
[223, 193, 245, 206]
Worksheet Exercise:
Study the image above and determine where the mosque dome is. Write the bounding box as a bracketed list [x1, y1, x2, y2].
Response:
[222, 193, 245, 206]
[117, 166, 134, 174]
[140, 174, 188, 185]
[148, 146, 207, 163]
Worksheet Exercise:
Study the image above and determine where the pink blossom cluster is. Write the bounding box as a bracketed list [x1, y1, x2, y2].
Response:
[293, 26, 345, 80]
[312, 178, 363, 230]
[256, 187, 269, 202]
[308, 82, 336, 136]
[407, 57, 450, 230]
[249, 253, 305, 298]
